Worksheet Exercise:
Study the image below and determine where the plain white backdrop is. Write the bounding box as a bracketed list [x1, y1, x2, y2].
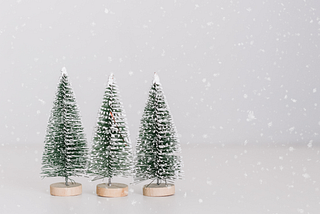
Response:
[1, 0, 320, 145]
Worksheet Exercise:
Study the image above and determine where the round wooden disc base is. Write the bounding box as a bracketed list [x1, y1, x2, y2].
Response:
[96, 183, 128, 197]
[143, 183, 175, 197]
[50, 182, 82, 196]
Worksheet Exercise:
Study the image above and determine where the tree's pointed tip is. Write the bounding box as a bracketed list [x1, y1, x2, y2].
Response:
[108, 73, 114, 85]
[61, 67, 68, 76]
[153, 72, 160, 84]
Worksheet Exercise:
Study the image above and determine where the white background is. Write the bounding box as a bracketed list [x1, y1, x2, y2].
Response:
[1, 0, 320, 146]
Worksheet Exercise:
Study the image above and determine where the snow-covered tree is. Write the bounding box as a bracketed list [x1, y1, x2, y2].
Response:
[87, 73, 133, 185]
[41, 68, 88, 186]
[135, 73, 183, 185]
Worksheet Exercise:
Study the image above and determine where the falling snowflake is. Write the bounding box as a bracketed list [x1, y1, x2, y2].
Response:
[247, 111, 256, 122]
[288, 127, 295, 133]
[302, 173, 310, 179]
[291, 99, 297, 103]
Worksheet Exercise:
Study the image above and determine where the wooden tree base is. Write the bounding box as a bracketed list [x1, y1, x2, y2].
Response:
[96, 183, 128, 197]
[143, 183, 175, 197]
[50, 182, 82, 196]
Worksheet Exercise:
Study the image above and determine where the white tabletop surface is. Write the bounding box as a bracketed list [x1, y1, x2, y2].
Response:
[0, 143, 319, 214]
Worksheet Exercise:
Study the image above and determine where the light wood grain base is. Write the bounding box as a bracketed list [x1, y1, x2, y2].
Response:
[96, 183, 128, 197]
[50, 182, 82, 196]
[143, 183, 175, 197]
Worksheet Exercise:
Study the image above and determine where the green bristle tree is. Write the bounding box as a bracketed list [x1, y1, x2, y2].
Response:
[87, 73, 133, 185]
[41, 68, 88, 186]
[135, 73, 183, 185]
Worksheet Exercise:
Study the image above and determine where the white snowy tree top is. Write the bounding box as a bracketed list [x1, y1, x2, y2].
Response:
[153, 72, 161, 84]
[108, 73, 114, 86]
[61, 67, 68, 76]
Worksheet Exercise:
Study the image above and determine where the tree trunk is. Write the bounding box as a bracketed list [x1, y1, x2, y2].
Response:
[65, 176, 69, 186]
[157, 178, 160, 185]
[108, 177, 111, 186]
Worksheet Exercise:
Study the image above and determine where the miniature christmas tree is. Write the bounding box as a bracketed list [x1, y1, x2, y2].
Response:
[135, 73, 183, 196]
[87, 73, 133, 197]
[41, 68, 88, 196]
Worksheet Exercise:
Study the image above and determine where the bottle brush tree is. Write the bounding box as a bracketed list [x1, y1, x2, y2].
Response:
[135, 73, 183, 186]
[87, 73, 133, 186]
[41, 68, 88, 186]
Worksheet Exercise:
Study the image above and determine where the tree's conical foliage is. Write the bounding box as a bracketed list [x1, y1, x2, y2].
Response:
[41, 68, 88, 182]
[135, 73, 183, 184]
[87, 73, 133, 181]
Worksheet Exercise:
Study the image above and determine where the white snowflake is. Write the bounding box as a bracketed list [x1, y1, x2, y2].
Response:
[246, 111, 256, 122]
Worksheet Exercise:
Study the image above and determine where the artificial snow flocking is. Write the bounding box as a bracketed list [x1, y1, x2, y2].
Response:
[61, 66, 68, 76]
[153, 72, 161, 84]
